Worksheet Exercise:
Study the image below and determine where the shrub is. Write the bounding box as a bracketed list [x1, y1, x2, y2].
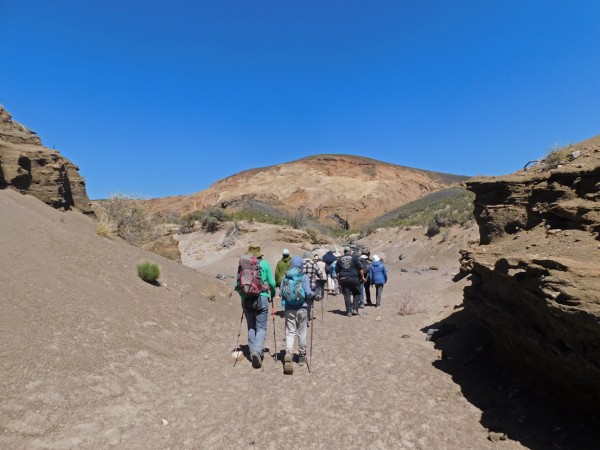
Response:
[542, 144, 573, 170]
[137, 261, 160, 283]
[180, 207, 228, 233]
[95, 221, 113, 237]
[93, 194, 159, 245]
[397, 293, 426, 316]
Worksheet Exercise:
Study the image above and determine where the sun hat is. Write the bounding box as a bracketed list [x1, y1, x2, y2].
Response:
[282, 248, 290, 255]
[360, 254, 368, 259]
[372, 255, 380, 261]
[247, 244, 263, 258]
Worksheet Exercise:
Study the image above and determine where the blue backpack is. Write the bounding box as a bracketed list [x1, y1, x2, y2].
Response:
[281, 268, 306, 305]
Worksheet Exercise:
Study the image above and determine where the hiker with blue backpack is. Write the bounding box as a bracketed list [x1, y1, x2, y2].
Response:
[280, 255, 315, 375]
[235, 244, 276, 369]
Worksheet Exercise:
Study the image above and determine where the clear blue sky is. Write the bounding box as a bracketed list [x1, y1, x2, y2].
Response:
[1, 1, 599, 199]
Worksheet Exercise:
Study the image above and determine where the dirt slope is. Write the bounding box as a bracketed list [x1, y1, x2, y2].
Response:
[148, 154, 467, 228]
[2, 189, 597, 449]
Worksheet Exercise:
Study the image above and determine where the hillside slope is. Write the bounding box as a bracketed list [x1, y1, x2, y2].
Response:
[148, 154, 467, 228]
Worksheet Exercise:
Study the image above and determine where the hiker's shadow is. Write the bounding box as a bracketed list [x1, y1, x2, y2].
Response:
[423, 309, 600, 450]
[329, 309, 349, 316]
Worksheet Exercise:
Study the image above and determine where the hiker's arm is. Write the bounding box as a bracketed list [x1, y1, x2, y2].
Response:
[261, 260, 277, 298]
[303, 276, 314, 299]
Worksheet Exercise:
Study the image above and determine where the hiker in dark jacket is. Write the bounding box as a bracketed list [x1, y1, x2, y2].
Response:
[235, 244, 276, 368]
[336, 247, 365, 316]
[359, 254, 372, 306]
[280, 256, 314, 375]
[369, 255, 388, 308]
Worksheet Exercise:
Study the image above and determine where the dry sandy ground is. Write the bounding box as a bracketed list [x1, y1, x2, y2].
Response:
[1, 189, 597, 449]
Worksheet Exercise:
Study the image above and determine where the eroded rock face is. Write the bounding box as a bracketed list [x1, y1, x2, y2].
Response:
[461, 135, 600, 409]
[149, 155, 467, 228]
[0, 106, 92, 213]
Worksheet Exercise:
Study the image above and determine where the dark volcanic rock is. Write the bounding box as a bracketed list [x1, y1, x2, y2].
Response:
[461, 135, 600, 410]
[0, 106, 92, 213]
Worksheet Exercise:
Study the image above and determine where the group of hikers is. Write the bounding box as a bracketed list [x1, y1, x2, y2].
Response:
[235, 244, 388, 374]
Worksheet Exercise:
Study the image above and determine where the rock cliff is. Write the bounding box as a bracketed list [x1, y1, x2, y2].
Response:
[460, 135, 600, 409]
[149, 154, 467, 228]
[0, 106, 92, 213]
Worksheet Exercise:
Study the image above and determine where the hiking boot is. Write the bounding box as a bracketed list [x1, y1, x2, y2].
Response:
[358, 304, 364, 309]
[298, 354, 307, 366]
[283, 352, 293, 375]
[352, 309, 359, 315]
[250, 351, 262, 369]
[347, 310, 353, 317]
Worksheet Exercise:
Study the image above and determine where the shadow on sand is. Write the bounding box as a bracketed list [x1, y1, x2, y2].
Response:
[423, 309, 600, 450]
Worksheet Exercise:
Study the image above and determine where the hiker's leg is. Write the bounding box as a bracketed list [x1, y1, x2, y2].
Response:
[365, 283, 372, 304]
[253, 297, 269, 356]
[359, 282, 364, 307]
[350, 280, 361, 310]
[244, 300, 258, 354]
[285, 309, 298, 353]
[376, 284, 384, 307]
[297, 309, 308, 354]
[341, 281, 352, 313]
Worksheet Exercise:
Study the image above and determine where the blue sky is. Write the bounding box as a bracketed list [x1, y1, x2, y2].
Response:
[1, 1, 599, 199]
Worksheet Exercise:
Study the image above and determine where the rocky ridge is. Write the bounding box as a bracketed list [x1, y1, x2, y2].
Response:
[460, 135, 600, 409]
[148, 154, 467, 228]
[0, 105, 92, 213]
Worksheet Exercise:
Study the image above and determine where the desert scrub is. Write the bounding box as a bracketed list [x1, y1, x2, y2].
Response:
[95, 221, 113, 237]
[542, 144, 573, 170]
[93, 194, 159, 245]
[137, 261, 160, 283]
[179, 207, 228, 233]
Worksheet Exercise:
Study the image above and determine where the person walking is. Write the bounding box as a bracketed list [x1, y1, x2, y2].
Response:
[336, 247, 365, 317]
[235, 244, 276, 368]
[280, 256, 314, 375]
[314, 253, 327, 300]
[369, 255, 388, 308]
[274, 248, 292, 314]
[360, 253, 373, 306]
[302, 250, 324, 322]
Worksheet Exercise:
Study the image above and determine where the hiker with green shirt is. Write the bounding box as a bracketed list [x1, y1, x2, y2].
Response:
[235, 244, 276, 369]
[275, 248, 292, 292]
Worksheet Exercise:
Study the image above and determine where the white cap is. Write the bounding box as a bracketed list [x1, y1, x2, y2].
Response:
[373, 255, 380, 261]
[282, 248, 290, 255]
[360, 254, 368, 259]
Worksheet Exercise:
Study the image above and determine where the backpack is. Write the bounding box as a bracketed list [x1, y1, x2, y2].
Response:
[280, 268, 306, 306]
[236, 255, 266, 296]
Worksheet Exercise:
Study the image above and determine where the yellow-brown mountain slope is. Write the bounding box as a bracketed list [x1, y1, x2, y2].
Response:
[149, 154, 467, 228]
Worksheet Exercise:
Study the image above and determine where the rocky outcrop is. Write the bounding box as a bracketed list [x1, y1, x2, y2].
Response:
[460, 135, 600, 409]
[0, 106, 92, 213]
[148, 154, 467, 228]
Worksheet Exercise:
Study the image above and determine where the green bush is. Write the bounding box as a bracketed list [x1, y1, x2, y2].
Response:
[137, 261, 161, 283]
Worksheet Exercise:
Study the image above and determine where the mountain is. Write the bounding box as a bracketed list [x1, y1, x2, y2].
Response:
[148, 154, 467, 228]
[0, 105, 92, 214]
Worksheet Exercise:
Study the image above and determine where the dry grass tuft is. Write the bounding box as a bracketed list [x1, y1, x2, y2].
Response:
[95, 221, 114, 238]
[397, 292, 427, 316]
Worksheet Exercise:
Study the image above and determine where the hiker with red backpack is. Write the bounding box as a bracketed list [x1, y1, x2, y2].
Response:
[235, 244, 276, 369]
[280, 256, 314, 375]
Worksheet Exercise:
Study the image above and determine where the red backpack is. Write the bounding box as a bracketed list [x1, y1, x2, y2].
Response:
[237, 255, 266, 296]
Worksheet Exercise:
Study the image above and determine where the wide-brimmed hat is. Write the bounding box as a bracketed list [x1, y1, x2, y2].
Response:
[247, 244, 263, 258]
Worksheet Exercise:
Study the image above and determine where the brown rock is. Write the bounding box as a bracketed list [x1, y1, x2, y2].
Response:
[0, 105, 92, 214]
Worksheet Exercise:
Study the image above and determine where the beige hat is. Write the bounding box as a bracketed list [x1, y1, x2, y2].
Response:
[247, 244, 263, 258]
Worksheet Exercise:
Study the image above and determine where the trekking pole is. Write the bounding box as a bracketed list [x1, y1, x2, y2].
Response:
[271, 297, 278, 361]
[308, 300, 314, 373]
[233, 310, 245, 367]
